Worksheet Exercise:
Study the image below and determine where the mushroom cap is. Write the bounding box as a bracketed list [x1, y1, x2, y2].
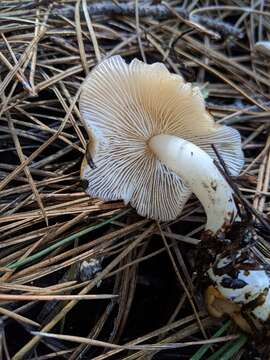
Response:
[80, 55, 244, 221]
[208, 266, 270, 304]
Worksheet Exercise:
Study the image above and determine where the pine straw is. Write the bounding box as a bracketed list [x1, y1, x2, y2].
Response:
[0, 1, 269, 359]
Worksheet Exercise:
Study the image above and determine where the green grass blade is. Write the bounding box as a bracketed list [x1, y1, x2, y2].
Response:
[7, 208, 131, 270]
[190, 321, 231, 360]
[207, 334, 247, 360]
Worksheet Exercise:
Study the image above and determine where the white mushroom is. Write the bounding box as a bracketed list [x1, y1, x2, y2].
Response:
[80, 55, 244, 227]
[208, 253, 270, 325]
[208, 254, 269, 304]
[79, 55, 270, 329]
[149, 135, 236, 233]
[254, 41, 270, 57]
[253, 291, 270, 322]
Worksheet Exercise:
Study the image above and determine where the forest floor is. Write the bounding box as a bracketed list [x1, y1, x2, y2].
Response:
[0, 1, 269, 359]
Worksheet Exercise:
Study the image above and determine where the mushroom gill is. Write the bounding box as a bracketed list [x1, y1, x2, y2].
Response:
[80, 55, 244, 221]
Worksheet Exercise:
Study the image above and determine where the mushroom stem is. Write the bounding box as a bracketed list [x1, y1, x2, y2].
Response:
[149, 134, 236, 234]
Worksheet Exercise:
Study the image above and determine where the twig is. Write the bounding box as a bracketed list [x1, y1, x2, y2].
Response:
[213, 158, 270, 232]
[52, 2, 187, 19]
[190, 15, 243, 38]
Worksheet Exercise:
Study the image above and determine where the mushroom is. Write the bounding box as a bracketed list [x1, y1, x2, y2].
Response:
[254, 41, 270, 57]
[79, 55, 270, 331]
[205, 285, 252, 333]
[208, 251, 270, 330]
[80, 55, 244, 231]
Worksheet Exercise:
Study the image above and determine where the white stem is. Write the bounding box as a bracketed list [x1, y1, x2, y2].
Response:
[149, 134, 236, 234]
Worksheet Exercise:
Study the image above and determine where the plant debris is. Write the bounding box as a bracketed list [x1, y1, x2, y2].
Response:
[0, 1, 269, 359]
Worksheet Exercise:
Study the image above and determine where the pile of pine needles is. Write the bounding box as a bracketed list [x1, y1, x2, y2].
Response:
[0, 1, 269, 359]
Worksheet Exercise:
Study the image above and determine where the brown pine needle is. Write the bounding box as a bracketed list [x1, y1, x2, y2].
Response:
[31, 331, 238, 350]
[0, 2, 269, 359]
[0, 306, 40, 327]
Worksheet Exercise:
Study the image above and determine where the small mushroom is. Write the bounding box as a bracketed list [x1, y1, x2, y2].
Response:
[80, 55, 244, 228]
[254, 41, 270, 57]
[208, 254, 270, 305]
[208, 253, 270, 326]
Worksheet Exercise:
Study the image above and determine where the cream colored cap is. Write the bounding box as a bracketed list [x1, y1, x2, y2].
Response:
[80, 55, 244, 221]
